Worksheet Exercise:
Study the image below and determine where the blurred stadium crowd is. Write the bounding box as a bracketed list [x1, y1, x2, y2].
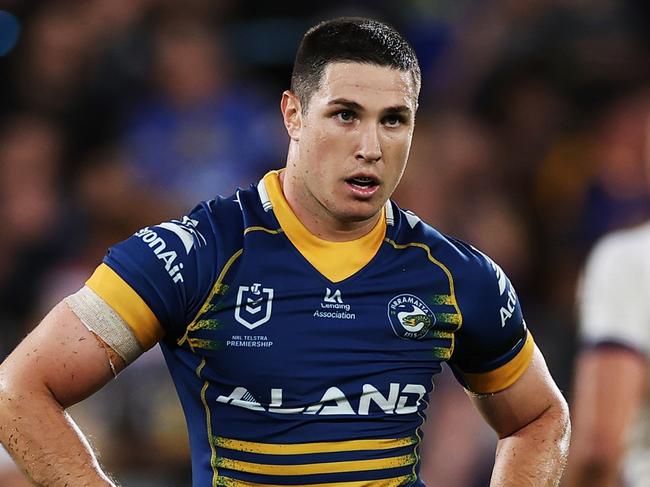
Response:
[0, 0, 648, 485]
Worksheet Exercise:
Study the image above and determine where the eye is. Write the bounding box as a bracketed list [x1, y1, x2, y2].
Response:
[383, 114, 405, 127]
[335, 110, 355, 123]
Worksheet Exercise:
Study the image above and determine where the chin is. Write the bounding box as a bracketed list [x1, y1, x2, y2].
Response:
[339, 204, 382, 223]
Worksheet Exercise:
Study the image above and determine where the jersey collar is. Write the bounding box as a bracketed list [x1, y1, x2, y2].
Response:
[256, 170, 389, 282]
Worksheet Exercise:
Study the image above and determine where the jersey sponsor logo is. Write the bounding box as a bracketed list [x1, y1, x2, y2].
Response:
[487, 259, 518, 328]
[314, 288, 355, 320]
[134, 227, 186, 283]
[388, 294, 435, 339]
[216, 383, 427, 416]
[235, 283, 274, 330]
[154, 216, 206, 254]
[324, 288, 343, 304]
[133, 217, 206, 285]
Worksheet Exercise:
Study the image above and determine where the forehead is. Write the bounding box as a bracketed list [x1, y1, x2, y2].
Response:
[313, 62, 417, 111]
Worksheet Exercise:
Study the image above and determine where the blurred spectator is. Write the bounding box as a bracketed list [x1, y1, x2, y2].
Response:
[0, 113, 72, 359]
[563, 88, 650, 487]
[9, 1, 96, 114]
[122, 7, 285, 209]
[395, 112, 531, 285]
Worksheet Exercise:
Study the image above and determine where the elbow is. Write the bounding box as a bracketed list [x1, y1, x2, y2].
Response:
[0, 363, 20, 419]
[554, 394, 572, 462]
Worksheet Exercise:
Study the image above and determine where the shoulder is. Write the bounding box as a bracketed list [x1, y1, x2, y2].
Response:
[389, 202, 502, 291]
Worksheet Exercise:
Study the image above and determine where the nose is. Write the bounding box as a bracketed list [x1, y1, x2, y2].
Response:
[355, 123, 382, 163]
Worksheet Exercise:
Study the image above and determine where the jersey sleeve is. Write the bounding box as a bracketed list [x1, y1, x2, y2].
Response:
[447, 245, 534, 394]
[85, 201, 219, 349]
[578, 233, 650, 356]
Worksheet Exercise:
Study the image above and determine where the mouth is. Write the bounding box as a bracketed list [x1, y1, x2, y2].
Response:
[345, 175, 380, 192]
[345, 176, 379, 189]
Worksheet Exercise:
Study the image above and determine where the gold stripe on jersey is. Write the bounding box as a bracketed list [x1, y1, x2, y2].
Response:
[263, 171, 386, 283]
[197, 358, 220, 486]
[244, 226, 283, 235]
[460, 332, 535, 394]
[215, 474, 415, 486]
[86, 263, 164, 348]
[215, 436, 417, 455]
[216, 453, 416, 475]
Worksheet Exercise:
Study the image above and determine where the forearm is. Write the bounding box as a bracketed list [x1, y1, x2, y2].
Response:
[0, 301, 127, 486]
[0, 383, 115, 487]
[490, 403, 571, 487]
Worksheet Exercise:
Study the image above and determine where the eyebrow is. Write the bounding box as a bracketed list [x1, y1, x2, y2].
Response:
[327, 98, 412, 115]
[327, 98, 363, 110]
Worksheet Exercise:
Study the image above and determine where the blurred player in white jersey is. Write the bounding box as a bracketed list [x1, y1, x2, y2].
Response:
[566, 95, 650, 487]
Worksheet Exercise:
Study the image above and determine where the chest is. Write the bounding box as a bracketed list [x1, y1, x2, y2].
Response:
[179, 237, 463, 411]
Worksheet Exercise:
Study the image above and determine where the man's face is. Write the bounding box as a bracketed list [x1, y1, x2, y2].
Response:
[283, 62, 417, 230]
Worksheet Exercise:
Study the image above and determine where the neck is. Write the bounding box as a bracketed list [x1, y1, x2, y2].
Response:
[278, 165, 381, 242]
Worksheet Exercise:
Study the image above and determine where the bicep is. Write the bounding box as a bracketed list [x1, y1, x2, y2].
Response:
[0, 300, 124, 409]
[469, 344, 567, 439]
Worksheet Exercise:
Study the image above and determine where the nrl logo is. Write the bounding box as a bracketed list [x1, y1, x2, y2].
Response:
[388, 294, 435, 340]
[234, 283, 274, 330]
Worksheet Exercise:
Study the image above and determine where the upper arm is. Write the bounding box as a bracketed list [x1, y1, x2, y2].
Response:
[448, 247, 533, 395]
[93, 203, 221, 343]
[469, 344, 568, 439]
[570, 348, 646, 457]
[443, 245, 568, 436]
[0, 300, 123, 409]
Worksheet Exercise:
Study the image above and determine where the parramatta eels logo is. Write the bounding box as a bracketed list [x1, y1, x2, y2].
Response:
[388, 294, 436, 340]
[235, 283, 274, 330]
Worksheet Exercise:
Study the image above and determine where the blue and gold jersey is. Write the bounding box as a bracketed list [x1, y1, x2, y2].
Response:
[86, 171, 533, 486]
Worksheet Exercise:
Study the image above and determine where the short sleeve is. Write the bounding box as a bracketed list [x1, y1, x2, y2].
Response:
[578, 232, 650, 356]
[86, 202, 219, 348]
[448, 246, 533, 394]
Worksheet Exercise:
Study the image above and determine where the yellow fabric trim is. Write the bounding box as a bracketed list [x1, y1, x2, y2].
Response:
[86, 263, 164, 348]
[216, 453, 415, 475]
[216, 474, 414, 486]
[460, 332, 535, 394]
[263, 171, 386, 283]
[413, 409, 426, 479]
[244, 226, 282, 235]
[197, 359, 219, 486]
[215, 436, 416, 455]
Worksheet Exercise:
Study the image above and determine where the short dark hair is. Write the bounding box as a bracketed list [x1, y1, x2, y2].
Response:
[291, 17, 421, 112]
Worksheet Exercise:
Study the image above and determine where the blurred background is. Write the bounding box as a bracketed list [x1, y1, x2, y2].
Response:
[0, 0, 648, 485]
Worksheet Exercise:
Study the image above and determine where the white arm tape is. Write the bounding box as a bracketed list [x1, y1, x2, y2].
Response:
[65, 285, 144, 364]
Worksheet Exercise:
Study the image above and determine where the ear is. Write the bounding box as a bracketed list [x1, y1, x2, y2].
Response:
[281, 90, 302, 141]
